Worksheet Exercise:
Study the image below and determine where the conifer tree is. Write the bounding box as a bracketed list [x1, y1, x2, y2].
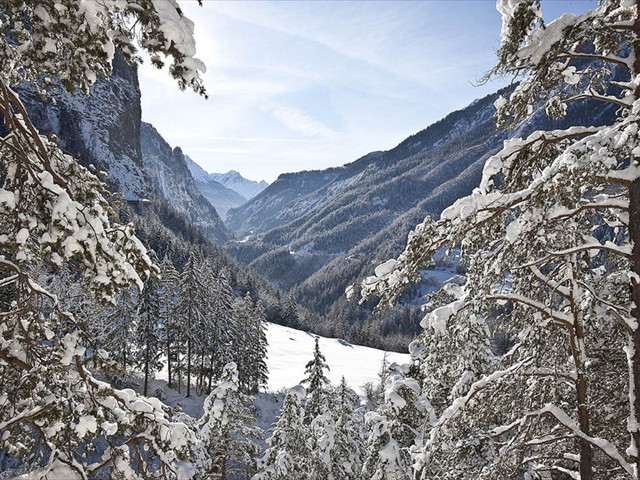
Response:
[328, 377, 366, 480]
[104, 286, 137, 372]
[159, 256, 180, 389]
[249, 300, 269, 393]
[198, 362, 262, 479]
[235, 295, 269, 394]
[301, 337, 331, 424]
[202, 265, 236, 392]
[362, 365, 423, 480]
[254, 388, 310, 480]
[135, 273, 164, 397]
[177, 251, 208, 397]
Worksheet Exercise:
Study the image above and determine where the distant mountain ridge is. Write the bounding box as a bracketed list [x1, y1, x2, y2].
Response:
[211, 170, 269, 200]
[185, 157, 248, 217]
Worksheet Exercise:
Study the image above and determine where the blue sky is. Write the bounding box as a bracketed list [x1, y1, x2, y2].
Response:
[139, 0, 594, 183]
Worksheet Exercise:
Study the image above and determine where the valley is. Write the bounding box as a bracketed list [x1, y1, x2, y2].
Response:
[1, 1, 635, 478]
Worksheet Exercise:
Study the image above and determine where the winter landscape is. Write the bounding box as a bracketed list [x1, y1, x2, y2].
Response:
[2, 0, 640, 479]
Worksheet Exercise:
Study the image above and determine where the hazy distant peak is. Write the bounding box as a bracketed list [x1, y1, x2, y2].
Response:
[210, 170, 269, 200]
[184, 155, 214, 184]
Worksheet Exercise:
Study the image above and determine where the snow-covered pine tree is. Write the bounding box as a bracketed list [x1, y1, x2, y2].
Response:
[176, 251, 209, 397]
[201, 265, 236, 393]
[400, 281, 497, 478]
[301, 337, 331, 424]
[103, 286, 137, 373]
[197, 362, 262, 479]
[329, 377, 366, 480]
[0, 1, 206, 476]
[376, 353, 390, 405]
[362, 364, 423, 480]
[307, 407, 336, 480]
[254, 387, 310, 480]
[360, 1, 640, 478]
[249, 300, 269, 393]
[233, 294, 253, 394]
[159, 256, 180, 389]
[34, 266, 111, 366]
[135, 272, 164, 397]
[234, 294, 269, 394]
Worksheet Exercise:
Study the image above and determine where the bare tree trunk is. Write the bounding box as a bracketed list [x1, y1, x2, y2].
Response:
[629, 4, 640, 475]
[143, 341, 150, 397]
[574, 334, 593, 480]
[167, 321, 172, 388]
[629, 173, 640, 476]
[176, 349, 181, 394]
[187, 334, 192, 397]
[565, 260, 593, 479]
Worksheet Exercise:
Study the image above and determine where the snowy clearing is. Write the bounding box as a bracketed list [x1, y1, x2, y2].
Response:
[264, 322, 410, 392]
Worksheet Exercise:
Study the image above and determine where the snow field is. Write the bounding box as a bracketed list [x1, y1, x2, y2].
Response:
[155, 321, 410, 410]
[264, 323, 409, 392]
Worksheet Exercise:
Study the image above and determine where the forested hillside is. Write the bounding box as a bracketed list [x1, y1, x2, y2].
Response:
[225, 87, 618, 350]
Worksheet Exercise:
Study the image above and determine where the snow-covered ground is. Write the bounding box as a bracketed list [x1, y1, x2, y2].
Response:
[150, 322, 409, 425]
[264, 323, 409, 392]
[155, 322, 410, 401]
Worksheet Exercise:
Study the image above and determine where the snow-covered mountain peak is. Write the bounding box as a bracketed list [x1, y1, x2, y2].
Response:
[210, 170, 269, 200]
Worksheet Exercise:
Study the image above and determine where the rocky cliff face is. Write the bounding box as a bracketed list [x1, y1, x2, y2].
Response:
[140, 123, 232, 241]
[18, 52, 147, 199]
[18, 52, 232, 243]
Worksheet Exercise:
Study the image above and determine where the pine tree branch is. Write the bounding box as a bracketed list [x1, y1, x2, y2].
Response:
[558, 51, 632, 69]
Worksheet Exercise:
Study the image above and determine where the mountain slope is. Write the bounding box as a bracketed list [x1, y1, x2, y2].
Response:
[225, 91, 507, 241]
[185, 156, 248, 217]
[18, 52, 232, 243]
[139, 123, 233, 241]
[226, 167, 344, 234]
[225, 87, 618, 327]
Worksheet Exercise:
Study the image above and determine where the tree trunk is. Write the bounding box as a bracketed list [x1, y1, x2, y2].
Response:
[566, 260, 593, 480]
[576, 361, 593, 479]
[143, 342, 150, 397]
[198, 353, 205, 395]
[629, 3, 640, 475]
[629, 173, 640, 476]
[187, 334, 192, 397]
[167, 323, 172, 388]
[207, 358, 213, 393]
[186, 307, 193, 397]
[176, 349, 181, 394]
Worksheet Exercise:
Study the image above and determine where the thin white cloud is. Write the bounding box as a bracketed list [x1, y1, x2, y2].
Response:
[144, 1, 585, 184]
[190, 147, 254, 155]
[267, 104, 340, 140]
[202, 136, 316, 144]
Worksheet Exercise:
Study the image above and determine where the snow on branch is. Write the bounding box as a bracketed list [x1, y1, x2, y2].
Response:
[431, 359, 531, 433]
[494, 403, 635, 477]
[548, 241, 631, 259]
[487, 293, 573, 328]
[0, 78, 155, 303]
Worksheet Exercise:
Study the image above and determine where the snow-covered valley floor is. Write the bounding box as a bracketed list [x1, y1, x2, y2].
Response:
[264, 322, 409, 391]
[151, 322, 410, 421]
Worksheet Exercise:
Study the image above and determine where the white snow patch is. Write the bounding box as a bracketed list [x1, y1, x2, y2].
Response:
[264, 323, 409, 392]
